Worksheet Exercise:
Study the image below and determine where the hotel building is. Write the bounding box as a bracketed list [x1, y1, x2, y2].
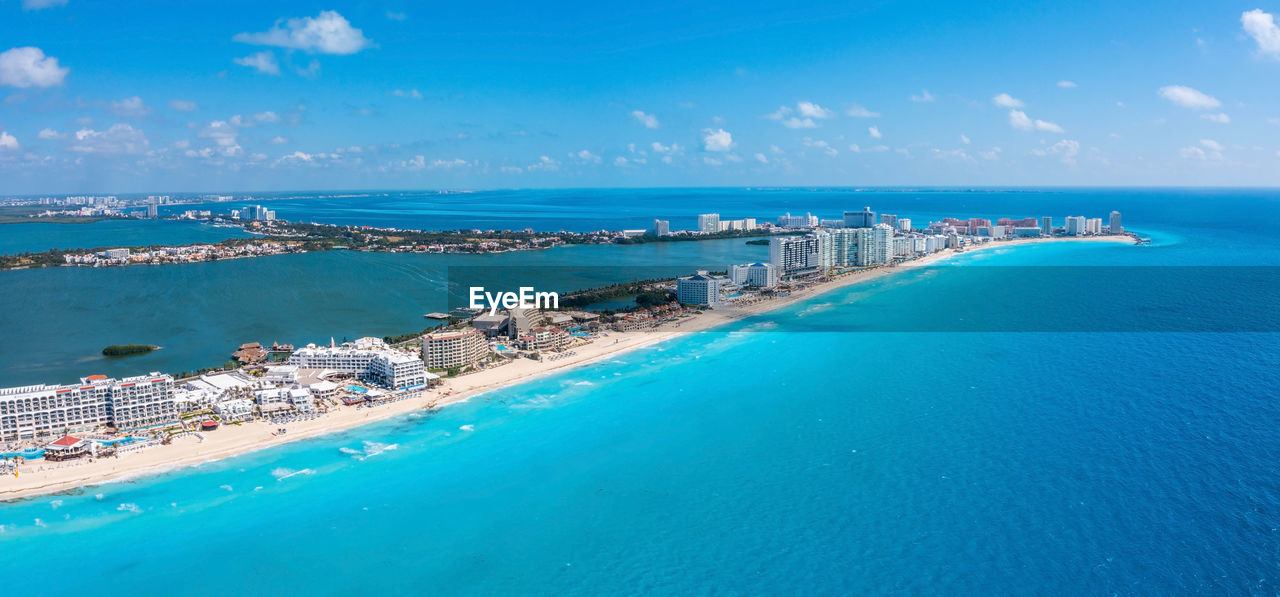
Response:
[697, 213, 720, 234]
[770, 235, 824, 278]
[0, 373, 177, 441]
[843, 206, 877, 228]
[728, 262, 778, 288]
[676, 271, 723, 305]
[289, 337, 428, 389]
[422, 327, 490, 370]
[1065, 216, 1087, 236]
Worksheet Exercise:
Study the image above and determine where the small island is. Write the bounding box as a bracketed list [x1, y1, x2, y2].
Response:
[102, 344, 159, 357]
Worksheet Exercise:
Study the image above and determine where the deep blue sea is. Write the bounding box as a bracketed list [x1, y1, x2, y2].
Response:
[1, 188, 1279, 594]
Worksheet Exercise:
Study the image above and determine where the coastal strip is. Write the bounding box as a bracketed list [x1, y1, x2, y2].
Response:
[0, 235, 1131, 502]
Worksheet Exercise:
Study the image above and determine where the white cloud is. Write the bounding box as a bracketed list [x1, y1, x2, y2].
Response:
[992, 93, 1024, 108]
[1242, 9, 1280, 59]
[613, 156, 629, 166]
[0, 47, 69, 88]
[1008, 110, 1064, 133]
[37, 128, 61, 139]
[21, 0, 66, 10]
[845, 104, 880, 118]
[501, 166, 523, 174]
[1200, 112, 1230, 124]
[110, 96, 151, 118]
[803, 138, 838, 157]
[1032, 139, 1080, 166]
[868, 126, 882, 139]
[651, 141, 682, 154]
[796, 101, 834, 119]
[768, 102, 833, 128]
[528, 155, 559, 172]
[197, 120, 242, 156]
[1057, 80, 1078, 88]
[253, 111, 280, 124]
[392, 89, 423, 99]
[168, 99, 199, 112]
[1157, 85, 1221, 109]
[848, 144, 860, 153]
[702, 128, 733, 151]
[770, 144, 783, 154]
[1181, 138, 1225, 160]
[69, 124, 148, 154]
[960, 134, 971, 144]
[0, 131, 17, 150]
[630, 110, 659, 129]
[702, 156, 723, 166]
[575, 149, 602, 163]
[234, 51, 280, 75]
[910, 90, 935, 103]
[753, 153, 768, 164]
[428, 158, 468, 169]
[386, 10, 407, 21]
[234, 10, 372, 55]
[979, 147, 1002, 161]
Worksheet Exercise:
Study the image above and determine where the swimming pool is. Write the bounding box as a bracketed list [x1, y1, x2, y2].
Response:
[494, 344, 511, 351]
[347, 385, 368, 394]
[1, 448, 44, 461]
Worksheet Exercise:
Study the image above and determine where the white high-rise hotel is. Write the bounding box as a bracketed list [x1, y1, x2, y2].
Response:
[289, 337, 428, 389]
[0, 373, 178, 441]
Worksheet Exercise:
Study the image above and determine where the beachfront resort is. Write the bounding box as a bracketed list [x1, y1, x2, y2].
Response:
[0, 205, 1134, 489]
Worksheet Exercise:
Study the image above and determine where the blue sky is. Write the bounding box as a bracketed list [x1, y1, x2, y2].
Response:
[2, 0, 1280, 193]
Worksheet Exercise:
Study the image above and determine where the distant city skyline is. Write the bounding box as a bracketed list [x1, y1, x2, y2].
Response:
[4, 1, 1280, 193]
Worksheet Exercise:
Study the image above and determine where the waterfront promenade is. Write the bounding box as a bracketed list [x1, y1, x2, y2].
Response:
[0, 235, 1130, 501]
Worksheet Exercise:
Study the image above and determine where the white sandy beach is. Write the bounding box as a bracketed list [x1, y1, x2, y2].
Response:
[0, 235, 1132, 501]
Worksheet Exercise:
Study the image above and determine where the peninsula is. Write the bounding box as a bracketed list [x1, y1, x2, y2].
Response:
[0, 226, 1135, 501]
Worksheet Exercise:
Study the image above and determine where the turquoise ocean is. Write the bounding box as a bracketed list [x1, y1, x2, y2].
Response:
[1, 188, 1279, 594]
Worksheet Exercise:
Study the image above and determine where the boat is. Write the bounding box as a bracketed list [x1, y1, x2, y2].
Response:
[424, 312, 450, 319]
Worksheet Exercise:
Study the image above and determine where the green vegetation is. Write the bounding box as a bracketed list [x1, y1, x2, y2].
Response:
[102, 344, 158, 357]
[745, 238, 771, 246]
[559, 279, 674, 311]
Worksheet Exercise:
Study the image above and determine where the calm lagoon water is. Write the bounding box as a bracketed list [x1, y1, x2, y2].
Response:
[1, 189, 1278, 594]
[0, 237, 765, 386]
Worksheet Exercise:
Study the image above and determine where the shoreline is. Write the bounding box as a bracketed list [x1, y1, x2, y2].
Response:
[0, 234, 1133, 502]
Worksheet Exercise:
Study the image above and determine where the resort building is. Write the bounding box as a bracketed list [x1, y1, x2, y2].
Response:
[1086, 218, 1103, 235]
[370, 352, 429, 389]
[1042, 216, 1054, 235]
[289, 337, 427, 389]
[652, 219, 670, 236]
[0, 373, 177, 441]
[676, 271, 723, 306]
[422, 327, 490, 370]
[843, 206, 877, 228]
[697, 213, 720, 234]
[1065, 216, 1087, 236]
[777, 212, 818, 228]
[1110, 211, 1123, 233]
[770, 235, 824, 279]
[516, 327, 572, 352]
[728, 262, 778, 288]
